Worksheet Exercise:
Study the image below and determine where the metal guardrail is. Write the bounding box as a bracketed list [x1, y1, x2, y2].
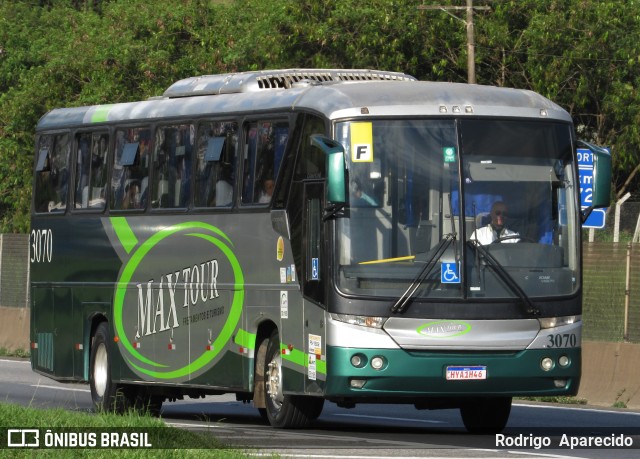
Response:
[0, 234, 29, 309]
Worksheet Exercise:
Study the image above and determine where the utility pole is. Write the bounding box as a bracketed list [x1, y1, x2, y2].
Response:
[418, 1, 491, 84]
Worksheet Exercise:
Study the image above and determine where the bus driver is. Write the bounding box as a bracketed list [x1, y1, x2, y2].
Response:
[470, 201, 519, 245]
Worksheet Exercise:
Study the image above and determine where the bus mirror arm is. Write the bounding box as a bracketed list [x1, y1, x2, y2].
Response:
[323, 203, 346, 221]
[580, 206, 594, 224]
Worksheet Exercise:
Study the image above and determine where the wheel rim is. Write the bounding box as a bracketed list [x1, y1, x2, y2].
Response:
[93, 343, 108, 397]
[266, 352, 284, 409]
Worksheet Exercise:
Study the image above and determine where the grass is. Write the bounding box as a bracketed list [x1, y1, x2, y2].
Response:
[613, 389, 629, 408]
[516, 396, 588, 405]
[0, 402, 256, 458]
[0, 347, 30, 358]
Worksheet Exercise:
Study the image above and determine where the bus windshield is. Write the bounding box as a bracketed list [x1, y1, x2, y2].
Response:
[334, 119, 578, 300]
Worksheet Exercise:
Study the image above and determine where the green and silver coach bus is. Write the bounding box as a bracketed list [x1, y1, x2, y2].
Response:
[30, 69, 611, 433]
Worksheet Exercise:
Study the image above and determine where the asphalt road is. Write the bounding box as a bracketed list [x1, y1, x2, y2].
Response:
[1, 358, 639, 458]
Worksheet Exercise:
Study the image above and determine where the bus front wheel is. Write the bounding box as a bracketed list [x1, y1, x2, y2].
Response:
[263, 330, 324, 428]
[89, 322, 128, 413]
[460, 396, 512, 434]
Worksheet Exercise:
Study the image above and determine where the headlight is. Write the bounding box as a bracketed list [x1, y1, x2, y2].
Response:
[538, 315, 581, 329]
[541, 357, 554, 371]
[331, 313, 386, 329]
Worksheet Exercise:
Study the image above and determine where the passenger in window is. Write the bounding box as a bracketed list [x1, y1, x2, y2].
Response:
[350, 178, 377, 206]
[122, 181, 141, 209]
[36, 171, 55, 213]
[258, 178, 275, 203]
[470, 201, 519, 244]
[215, 163, 234, 206]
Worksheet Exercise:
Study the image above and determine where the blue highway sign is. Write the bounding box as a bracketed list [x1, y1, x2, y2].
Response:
[578, 148, 607, 229]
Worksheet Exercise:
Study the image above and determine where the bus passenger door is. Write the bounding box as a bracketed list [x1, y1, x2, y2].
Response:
[302, 181, 326, 395]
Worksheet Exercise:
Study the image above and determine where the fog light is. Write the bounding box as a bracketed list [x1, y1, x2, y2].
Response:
[541, 357, 554, 371]
[554, 379, 568, 388]
[351, 354, 366, 368]
[371, 356, 385, 370]
[350, 379, 366, 388]
[558, 355, 570, 367]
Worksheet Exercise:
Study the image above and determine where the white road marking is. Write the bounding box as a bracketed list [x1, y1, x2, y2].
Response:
[30, 384, 90, 393]
[332, 413, 445, 424]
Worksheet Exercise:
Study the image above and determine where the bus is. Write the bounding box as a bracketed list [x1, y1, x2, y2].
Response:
[29, 69, 611, 433]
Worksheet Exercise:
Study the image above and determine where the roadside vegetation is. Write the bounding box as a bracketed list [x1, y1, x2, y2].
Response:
[2, 0, 640, 233]
[0, 347, 29, 359]
[0, 402, 255, 458]
[517, 396, 588, 405]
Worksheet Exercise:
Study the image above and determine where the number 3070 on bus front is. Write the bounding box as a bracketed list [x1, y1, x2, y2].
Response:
[547, 333, 578, 348]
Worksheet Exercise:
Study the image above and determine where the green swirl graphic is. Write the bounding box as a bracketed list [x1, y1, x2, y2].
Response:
[112, 220, 244, 379]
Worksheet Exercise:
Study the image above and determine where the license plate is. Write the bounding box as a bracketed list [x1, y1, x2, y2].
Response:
[446, 366, 487, 380]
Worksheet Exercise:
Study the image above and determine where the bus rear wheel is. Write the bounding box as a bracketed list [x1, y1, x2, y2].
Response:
[460, 396, 512, 434]
[263, 330, 324, 428]
[89, 322, 129, 413]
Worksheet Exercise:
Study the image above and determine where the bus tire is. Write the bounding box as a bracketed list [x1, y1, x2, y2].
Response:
[263, 329, 324, 428]
[89, 322, 129, 413]
[460, 396, 511, 434]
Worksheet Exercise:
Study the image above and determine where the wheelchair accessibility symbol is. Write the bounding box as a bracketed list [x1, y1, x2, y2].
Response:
[441, 262, 460, 284]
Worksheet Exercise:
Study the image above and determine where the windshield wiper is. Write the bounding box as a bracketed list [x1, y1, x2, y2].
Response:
[467, 240, 540, 316]
[390, 233, 456, 314]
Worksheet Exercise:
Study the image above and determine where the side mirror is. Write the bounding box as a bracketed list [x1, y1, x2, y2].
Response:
[310, 135, 347, 204]
[591, 146, 611, 209]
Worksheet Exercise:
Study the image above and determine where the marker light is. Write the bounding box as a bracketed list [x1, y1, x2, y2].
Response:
[350, 379, 367, 389]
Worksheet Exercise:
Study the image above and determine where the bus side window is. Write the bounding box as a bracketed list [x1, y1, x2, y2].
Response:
[111, 127, 151, 211]
[194, 121, 238, 208]
[152, 124, 193, 209]
[34, 133, 71, 213]
[294, 126, 326, 182]
[242, 120, 289, 205]
[74, 132, 108, 210]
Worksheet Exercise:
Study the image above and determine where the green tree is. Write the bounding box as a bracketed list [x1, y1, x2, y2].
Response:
[2, 0, 640, 233]
[488, 0, 640, 197]
[0, 0, 232, 232]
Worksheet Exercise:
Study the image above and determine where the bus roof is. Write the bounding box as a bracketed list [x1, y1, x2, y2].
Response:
[36, 69, 571, 131]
